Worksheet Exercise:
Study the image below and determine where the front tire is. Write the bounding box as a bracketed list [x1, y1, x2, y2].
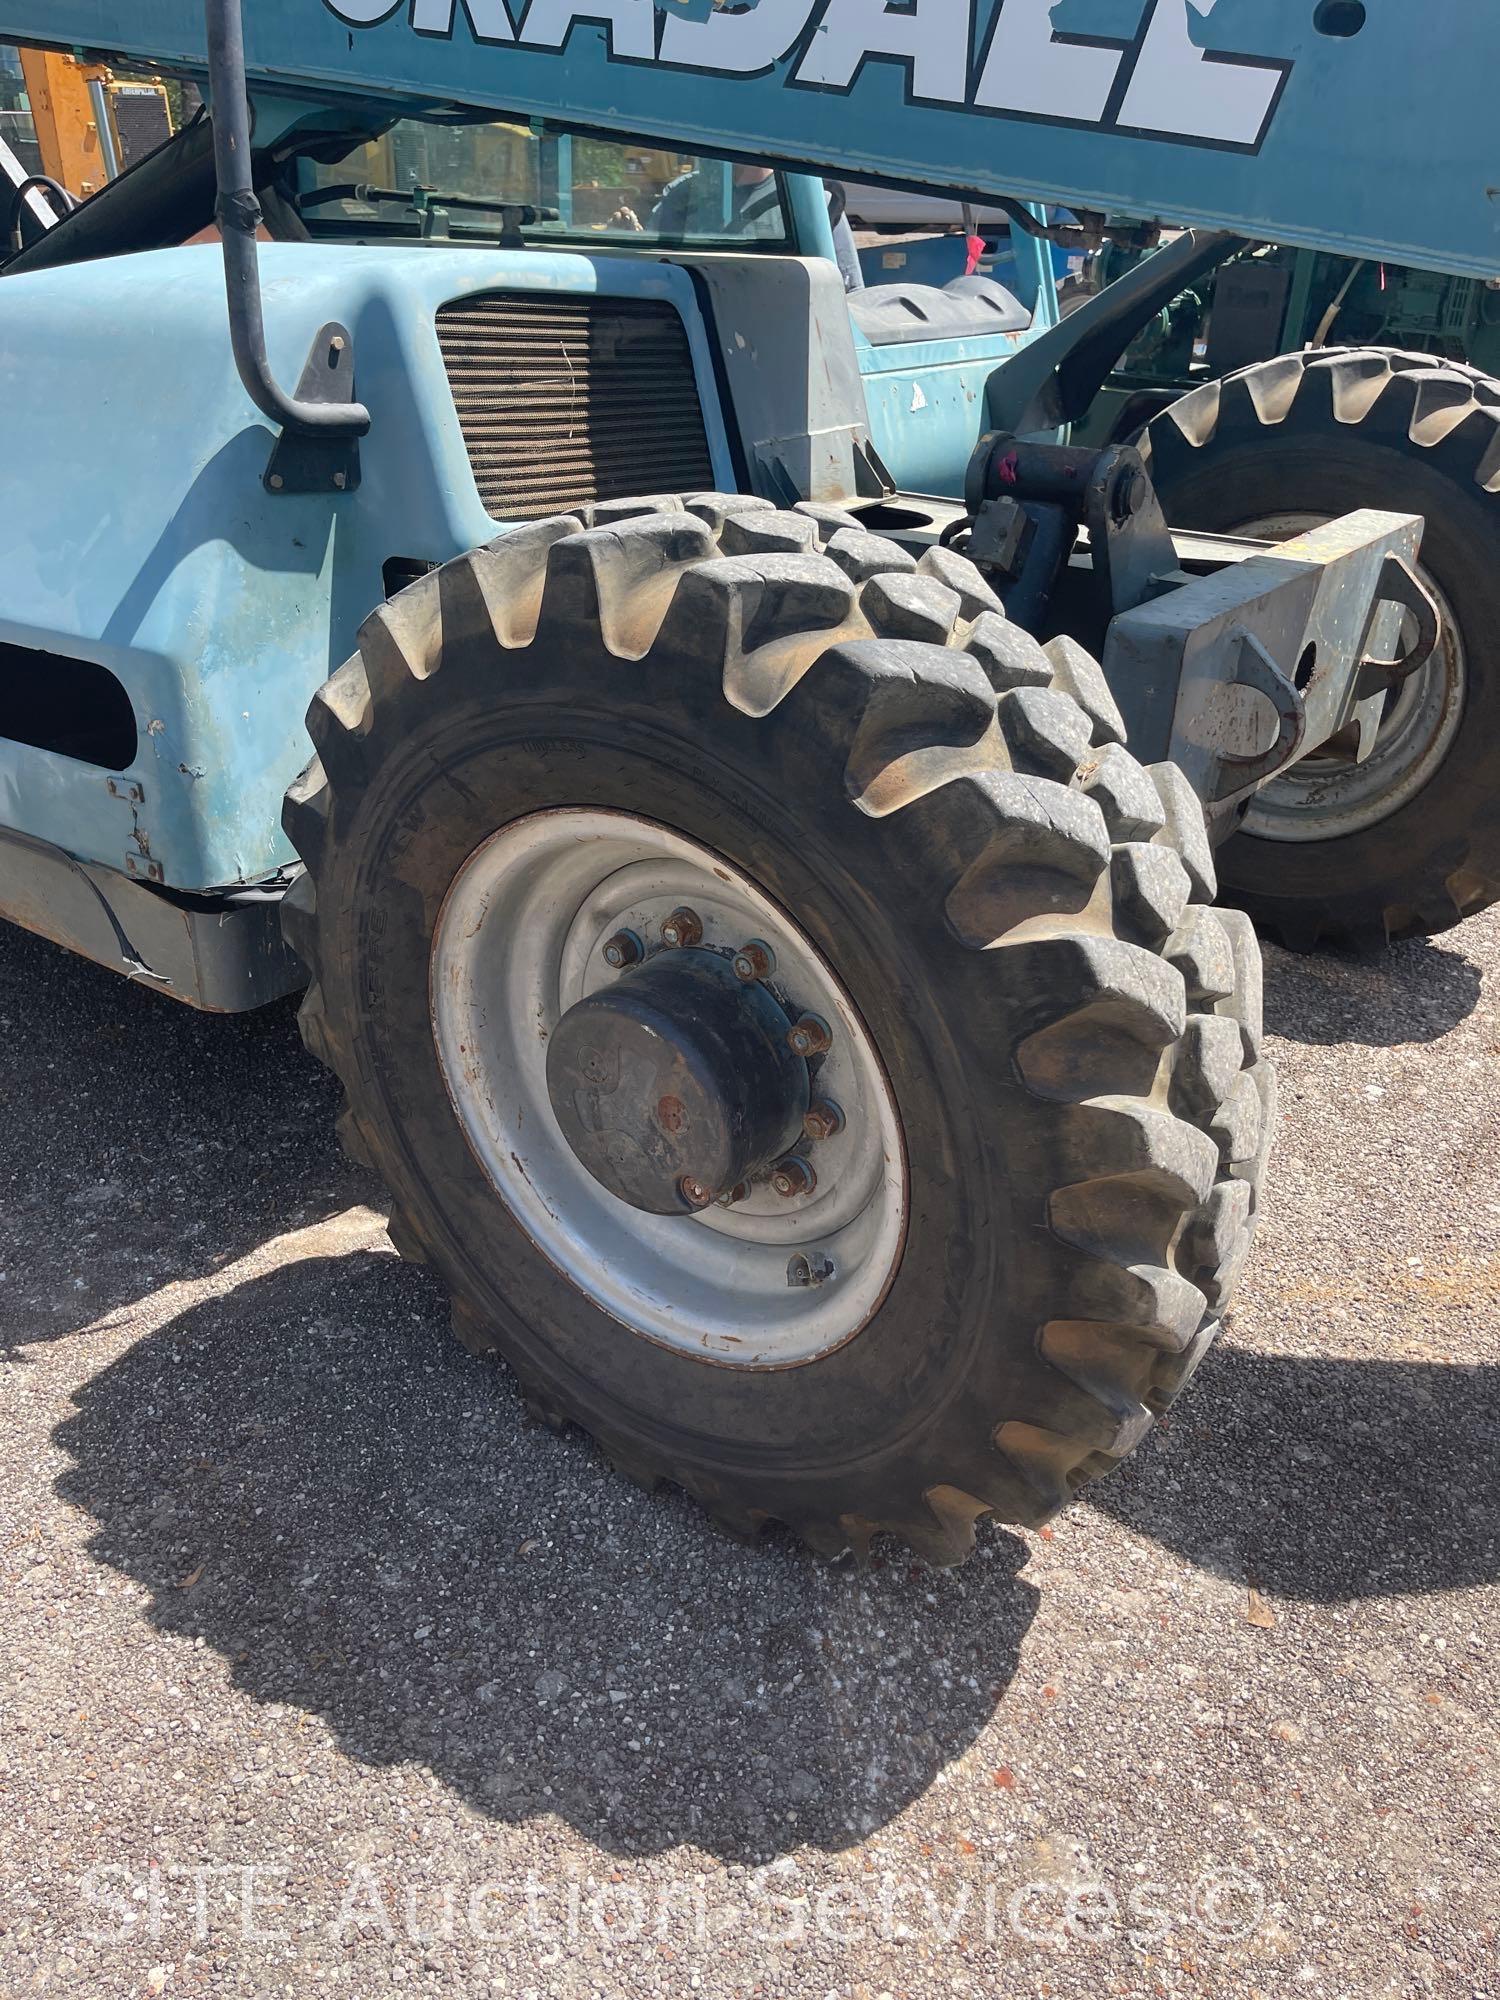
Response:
[281, 495, 1270, 1561]
[1145, 348, 1500, 950]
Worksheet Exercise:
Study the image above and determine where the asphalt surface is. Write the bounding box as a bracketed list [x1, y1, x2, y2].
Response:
[1, 906, 1496, 1998]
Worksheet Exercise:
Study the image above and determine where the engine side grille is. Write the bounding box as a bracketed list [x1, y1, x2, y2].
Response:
[435, 293, 715, 522]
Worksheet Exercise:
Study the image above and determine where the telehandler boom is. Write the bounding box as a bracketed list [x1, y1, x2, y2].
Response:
[0, 0, 1486, 1559]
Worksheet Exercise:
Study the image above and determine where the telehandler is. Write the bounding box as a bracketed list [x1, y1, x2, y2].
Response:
[0, 0, 1489, 1561]
[1075, 231, 1500, 951]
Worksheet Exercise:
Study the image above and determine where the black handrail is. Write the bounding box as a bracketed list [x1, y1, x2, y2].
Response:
[203, 0, 370, 438]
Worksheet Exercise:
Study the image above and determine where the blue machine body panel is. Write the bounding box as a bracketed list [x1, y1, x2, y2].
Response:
[0, 0, 1488, 918]
[5, 0, 1495, 279]
[853, 320, 1026, 495]
[0, 243, 737, 890]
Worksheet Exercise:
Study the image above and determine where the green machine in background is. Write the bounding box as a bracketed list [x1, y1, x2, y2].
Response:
[1075, 240, 1500, 952]
[1078, 241, 1500, 445]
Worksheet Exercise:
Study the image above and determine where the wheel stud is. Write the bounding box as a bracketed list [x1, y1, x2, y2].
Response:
[661, 907, 703, 949]
[770, 1156, 817, 1199]
[786, 1013, 832, 1058]
[678, 1174, 715, 1210]
[600, 928, 644, 970]
[732, 939, 776, 983]
[802, 1099, 845, 1143]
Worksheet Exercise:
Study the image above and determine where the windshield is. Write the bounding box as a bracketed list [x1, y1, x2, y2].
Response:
[297, 118, 794, 251]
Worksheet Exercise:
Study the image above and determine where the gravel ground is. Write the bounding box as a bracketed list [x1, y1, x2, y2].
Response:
[1, 907, 1496, 1999]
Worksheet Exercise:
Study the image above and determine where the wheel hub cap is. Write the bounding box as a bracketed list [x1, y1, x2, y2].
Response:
[428, 808, 907, 1367]
[546, 947, 809, 1214]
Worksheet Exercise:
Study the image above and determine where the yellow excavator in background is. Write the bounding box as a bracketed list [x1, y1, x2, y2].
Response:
[1, 41, 174, 217]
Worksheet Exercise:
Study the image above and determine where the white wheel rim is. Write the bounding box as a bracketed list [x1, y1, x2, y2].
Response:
[1230, 510, 1467, 844]
[429, 808, 908, 1367]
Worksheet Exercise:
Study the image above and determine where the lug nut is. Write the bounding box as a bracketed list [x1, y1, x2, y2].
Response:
[732, 939, 776, 983]
[802, 1099, 845, 1143]
[601, 928, 644, 970]
[786, 1013, 832, 1058]
[678, 1174, 715, 1210]
[660, 906, 703, 949]
[770, 1156, 817, 1200]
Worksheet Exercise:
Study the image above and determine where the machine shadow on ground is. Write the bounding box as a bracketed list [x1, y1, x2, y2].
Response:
[3, 915, 1040, 1864]
[5, 913, 1497, 1857]
[49, 1248, 1039, 1861]
[43, 1240, 1500, 1860]
[1086, 1343, 1499, 1602]
[0, 925, 357, 1352]
[1262, 934, 1482, 1046]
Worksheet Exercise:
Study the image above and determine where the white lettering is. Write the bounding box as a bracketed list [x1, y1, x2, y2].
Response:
[975, 0, 1124, 121]
[329, 1864, 396, 1942]
[1007, 1880, 1070, 1947]
[795, 0, 971, 104]
[919, 1879, 974, 1943]
[411, 0, 516, 38]
[319, 0, 1293, 152]
[747, 1858, 808, 1944]
[652, 1877, 711, 1943]
[659, 0, 812, 75]
[241, 1866, 291, 1945]
[1126, 1877, 1172, 1948]
[466, 1882, 511, 1943]
[811, 1882, 865, 1941]
[874, 1871, 921, 1942]
[78, 1864, 135, 1944]
[588, 1882, 646, 1940]
[519, 0, 655, 59]
[172, 1864, 239, 1942]
[1064, 1881, 1118, 1943]
[403, 1880, 457, 1944]
[1117, 0, 1283, 145]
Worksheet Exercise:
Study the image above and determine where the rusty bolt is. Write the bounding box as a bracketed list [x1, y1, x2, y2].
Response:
[786, 1013, 832, 1058]
[678, 1174, 715, 1210]
[802, 1099, 845, 1143]
[770, 1156, 817, 1200]
[732, 939, 776, 983]
[1110, 463, 1142, 525]
[601, 927, 644, 970]
[718, 1180, 751, 1208]
[660, 906, 703, 949]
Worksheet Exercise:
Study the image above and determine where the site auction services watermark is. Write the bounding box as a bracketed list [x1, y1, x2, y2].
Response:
[78, 1854, 1268, 1955]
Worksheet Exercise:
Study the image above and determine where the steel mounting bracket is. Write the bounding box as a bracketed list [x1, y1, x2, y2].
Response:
[263, 323, 362, 494]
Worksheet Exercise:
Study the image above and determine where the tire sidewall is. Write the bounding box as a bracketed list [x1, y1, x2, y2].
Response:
[316, 641, 1050, 1493]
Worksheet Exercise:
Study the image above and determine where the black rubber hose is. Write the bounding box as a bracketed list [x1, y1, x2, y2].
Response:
[5, 172, 74, 251]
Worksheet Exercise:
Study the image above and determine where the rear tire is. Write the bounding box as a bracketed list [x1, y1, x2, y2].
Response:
[1145, 348, 1500, 949]
[281, 495, 1271, 1562]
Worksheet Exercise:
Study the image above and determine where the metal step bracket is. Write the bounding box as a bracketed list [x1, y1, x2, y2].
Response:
[1102, 508, 1438, 815]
